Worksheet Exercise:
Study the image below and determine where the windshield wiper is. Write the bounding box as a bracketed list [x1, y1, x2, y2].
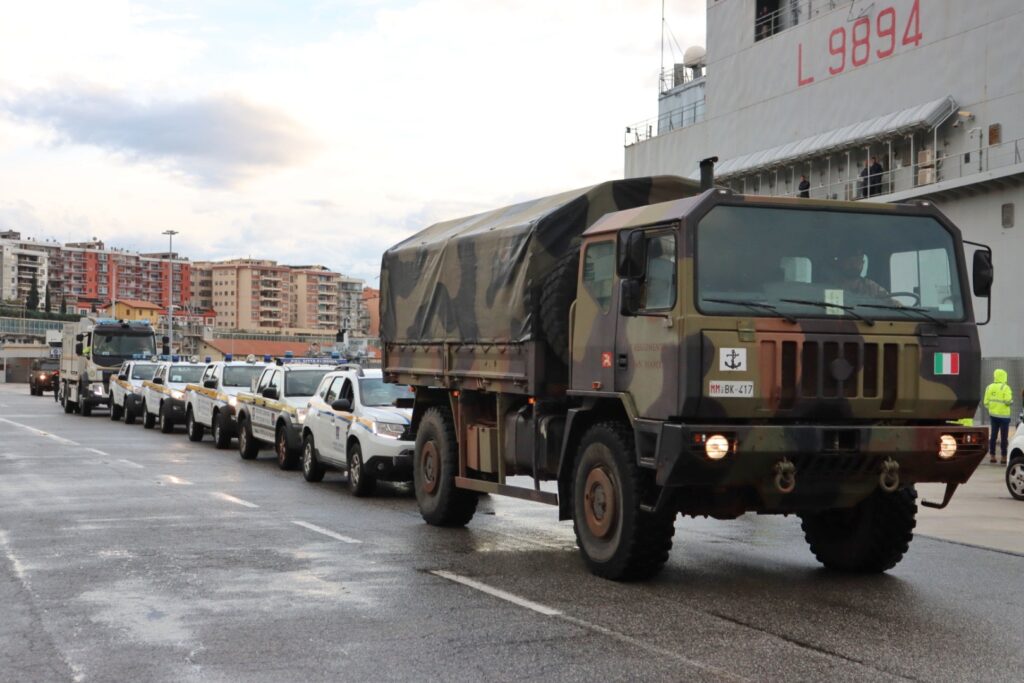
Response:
[779, 298, 875, 326]
[855, 303, 947, 327]
[702, 297, 797, 324]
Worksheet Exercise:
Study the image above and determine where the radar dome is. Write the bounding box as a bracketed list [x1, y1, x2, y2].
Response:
[682, 45, 706, 67]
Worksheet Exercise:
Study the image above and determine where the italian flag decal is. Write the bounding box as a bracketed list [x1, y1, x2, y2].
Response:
[933, 352, 960, 375]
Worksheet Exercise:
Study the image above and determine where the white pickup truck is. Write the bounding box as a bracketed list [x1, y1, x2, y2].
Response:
[183, 356, 269, 447]
[109, 359, 160, 424]
[140, 359, 206, 433]
[235, 361, 334, 470]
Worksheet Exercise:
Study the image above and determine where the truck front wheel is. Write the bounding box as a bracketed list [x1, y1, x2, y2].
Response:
[238, 416, 259, 460]
[572, 422, 675, 581]
[799, 486, 917, 573]
[414, 406, 477, 527]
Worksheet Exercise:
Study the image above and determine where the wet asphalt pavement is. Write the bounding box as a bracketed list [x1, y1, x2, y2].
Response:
[1, 384, 1022, 682]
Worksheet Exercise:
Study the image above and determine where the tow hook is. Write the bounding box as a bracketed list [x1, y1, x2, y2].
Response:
[879, 458, 900, 493]
[773, 458, 796, 494]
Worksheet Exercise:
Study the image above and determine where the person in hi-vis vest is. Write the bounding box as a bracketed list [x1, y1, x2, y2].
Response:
[983, 368, 1013, 464]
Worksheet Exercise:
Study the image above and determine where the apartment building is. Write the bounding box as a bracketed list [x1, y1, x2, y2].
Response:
[0, 231, 50, 305]
[190, 261, 214, 312]
[59, 241, 191, 313]
[291, 265, 340, 330]
[338, 275, 365, 334]
[360, 287, 379, 338]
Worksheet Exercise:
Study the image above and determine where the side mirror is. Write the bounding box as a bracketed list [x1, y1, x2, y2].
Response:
[331, 398, 352, 412]
[152, 377, 165, 385]
[203, 379, 218, 389]
[262, 387, 279, 400]
[75, 343, 83, 355]
[118, 374, 128, 381]
[620, 278, 642, 316]
[617, 230, 648, 278]
[75, 333, 84, 342]
[972, 250, 993, 297]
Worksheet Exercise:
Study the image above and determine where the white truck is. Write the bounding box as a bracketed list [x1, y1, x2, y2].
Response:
[300, 366, 415, 496]
[183, 355, 269, 447]
[140, 359, 206, 433]
[235, 360, 334, 470]
[109, 359, 160, 423]
[60, 317, 158, 416]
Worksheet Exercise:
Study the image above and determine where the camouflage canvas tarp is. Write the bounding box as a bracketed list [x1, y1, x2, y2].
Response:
[381, 176, 700, 345]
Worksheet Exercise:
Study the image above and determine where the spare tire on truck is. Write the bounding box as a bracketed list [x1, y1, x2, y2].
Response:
[540, 247, 581, 366]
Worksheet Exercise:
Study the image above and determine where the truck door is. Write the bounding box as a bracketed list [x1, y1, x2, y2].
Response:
[570, 239, 618, 393]
[614, 230, 680, 419]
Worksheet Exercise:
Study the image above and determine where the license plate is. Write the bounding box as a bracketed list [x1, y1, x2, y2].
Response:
[708, 381, 754, 397]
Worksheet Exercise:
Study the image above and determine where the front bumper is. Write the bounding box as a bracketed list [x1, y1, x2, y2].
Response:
[163, 398, 187, 419]
[655, 424, 986, 513]
[363, 442, 414, 481]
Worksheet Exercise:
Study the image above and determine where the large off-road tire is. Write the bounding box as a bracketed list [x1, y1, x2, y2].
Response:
[186, 408, 204, 442]
[1006, 456, 1024, 501]
[414, 406, 477, 526]
[142, 403, 156, 429]
[348, 441, 376, 497]
[799, 486, 918, 573]
[110, 401, 123, 421]
[539, 247, 580, 366]
[238, 416, 259, 460]
[302, 433, 326, 483]
[571, 421, 675, 581]
[276, 425, 300, 470]
[212, 410, 232, 449]
[159, 402, 175, 433]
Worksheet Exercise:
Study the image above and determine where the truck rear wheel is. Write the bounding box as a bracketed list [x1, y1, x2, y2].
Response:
[414, 406, 477, 527]
[571, 421, 675, 581]
[539, 247, 580, 367]
[238, 416, 259, 460]
[799, 486, 917, 573]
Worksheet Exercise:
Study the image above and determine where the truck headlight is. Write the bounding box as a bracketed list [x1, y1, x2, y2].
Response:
[938, 434, 957, 459]
[171, 390, 185, 400]
[705, 434, 730, 460]
[373, 421, 405, 439]
[296, 407, 308, 424]
[228, 395, 238, 407]
[90, 383, 106, 396]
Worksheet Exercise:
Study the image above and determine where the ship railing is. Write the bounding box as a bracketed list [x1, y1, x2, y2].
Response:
[625, 98, 706, 146]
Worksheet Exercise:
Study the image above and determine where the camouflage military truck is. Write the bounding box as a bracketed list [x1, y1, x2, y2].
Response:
[380, 173, 993, 580]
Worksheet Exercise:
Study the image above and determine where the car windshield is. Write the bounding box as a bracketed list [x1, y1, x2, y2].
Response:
[223, 366, 263, 387]
[168, 366, 204, 384]
[130, 364, 158, 380]
[91, 332, 157, 359]
[285, 369, 329, 397]
[696, 206, 966, 321]
[359, 378, 412, 407]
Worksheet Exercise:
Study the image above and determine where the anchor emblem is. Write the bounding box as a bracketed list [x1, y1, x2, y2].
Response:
[724, 349, 743, 370]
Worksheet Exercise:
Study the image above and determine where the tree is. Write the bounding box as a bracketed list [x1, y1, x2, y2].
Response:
[43, 285, 51, 314]
[26, 278, 40, 311]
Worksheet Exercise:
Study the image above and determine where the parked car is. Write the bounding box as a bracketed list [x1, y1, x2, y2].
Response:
[1007, 429, 1024, 501]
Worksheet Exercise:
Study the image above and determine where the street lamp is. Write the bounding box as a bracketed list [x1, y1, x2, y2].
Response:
[162, 230, 179, 354]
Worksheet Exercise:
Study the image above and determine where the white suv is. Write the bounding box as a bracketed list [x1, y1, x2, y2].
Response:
[109, 359, 159, 424]
[183, 356, 269, 448]
[301, 367, 414, 496]
[140, 360, 206, 433]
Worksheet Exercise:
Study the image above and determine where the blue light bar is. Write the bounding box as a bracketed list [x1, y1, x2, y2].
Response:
[330, 351, 340, 359]
[284, 350, 294, 358]
[225, 354, 233, 362]
[263, 354, 272, 362]
[205, 356, 212, 363]
[171, 354, 180, 362]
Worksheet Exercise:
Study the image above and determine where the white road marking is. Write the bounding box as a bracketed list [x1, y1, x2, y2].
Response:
[161, 475, 192, 486]
[0, 417, 79, 445]
[117, 459, 144, 469]
[88, 448, 109, 456]
[430, 570, 562, 616]
[430, 570, 746, 680]
[292, 521, 362, 544]
[213, 492, 259, 508]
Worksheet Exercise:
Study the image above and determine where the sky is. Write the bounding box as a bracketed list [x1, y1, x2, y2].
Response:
[0, 0, 705, 283]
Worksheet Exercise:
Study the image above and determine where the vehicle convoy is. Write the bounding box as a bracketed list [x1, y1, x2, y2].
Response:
[380, 172, 994, 580]
[183, 355, 269, 447]
[140, 358, 206, 432]
[60, 317, 158, 416]
[234, 359, 334, 469]
[109, 359, 159, 423]
[301, 366, 415, 495]
[28, 358, 60, 396]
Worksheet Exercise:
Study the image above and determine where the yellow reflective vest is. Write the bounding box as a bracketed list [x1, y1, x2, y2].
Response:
[983, 369, 1013, 418]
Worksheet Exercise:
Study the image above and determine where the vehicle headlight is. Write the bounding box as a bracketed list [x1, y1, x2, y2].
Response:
[90, 383, 106, 396]
[373, 421, 406, 439]
[704, 434, 731, 460]
[296, 407, 308, 424]
[39, 373, 47, 380]
[228, 395, 238, 407]
[938, 434, 957, 459]
[171, 390, 185, 400]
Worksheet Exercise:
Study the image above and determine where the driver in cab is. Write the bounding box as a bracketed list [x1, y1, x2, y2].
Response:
[831, 248, 893, 300]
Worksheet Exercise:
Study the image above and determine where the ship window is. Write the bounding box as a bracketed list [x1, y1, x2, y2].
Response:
[582, 241, 615, 313]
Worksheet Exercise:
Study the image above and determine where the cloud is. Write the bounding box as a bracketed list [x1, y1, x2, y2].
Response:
[1, 84, 316, 187]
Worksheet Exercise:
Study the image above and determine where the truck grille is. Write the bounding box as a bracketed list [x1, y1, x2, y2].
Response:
[764, 339, 918, 410]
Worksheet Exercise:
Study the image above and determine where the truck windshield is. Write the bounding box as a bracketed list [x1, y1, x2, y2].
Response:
[285, 369, 329, 397]
[696, 206, 965, 322]
[169, 366, 204, 383]
[223, 366, 263, 387]
[359, 378, 412, 407]
[131, 364, 158, 380]
[91, 332, 157, 360]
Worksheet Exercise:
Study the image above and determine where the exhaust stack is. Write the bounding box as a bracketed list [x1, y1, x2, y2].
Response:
[699, 156, 719, 191]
